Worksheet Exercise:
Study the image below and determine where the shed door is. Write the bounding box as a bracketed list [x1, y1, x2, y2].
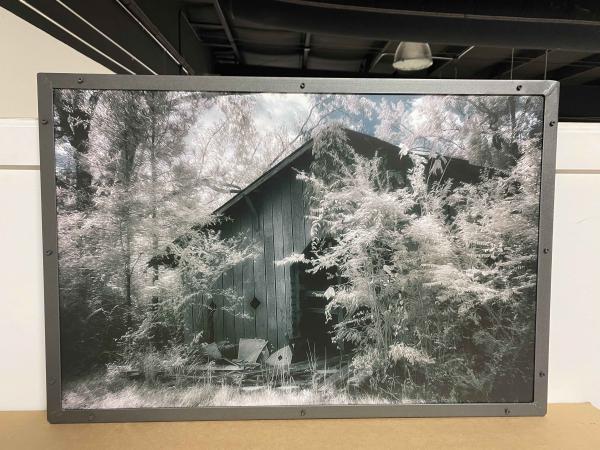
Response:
[290, 244, 339, 360]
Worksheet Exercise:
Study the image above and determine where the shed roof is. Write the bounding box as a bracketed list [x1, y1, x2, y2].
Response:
[212, 128, 479, 216]
[152, 129, 485, 269]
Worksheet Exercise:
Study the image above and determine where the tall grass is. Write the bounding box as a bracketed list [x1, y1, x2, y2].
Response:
[62, 344, 428, 409]
[62, 376, 398, 409]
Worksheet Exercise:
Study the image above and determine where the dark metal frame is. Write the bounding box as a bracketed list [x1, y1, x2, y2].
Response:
[37, 74, 558, 423]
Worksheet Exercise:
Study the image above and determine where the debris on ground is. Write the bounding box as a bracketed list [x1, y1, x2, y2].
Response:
[124, 337, 350, 390]
[197, 363, 243, 371]
[201, 342, 222, 360]
[125, 369, 144, 380]
[266, 345, 293, 368]
[236, 338, 268, 364]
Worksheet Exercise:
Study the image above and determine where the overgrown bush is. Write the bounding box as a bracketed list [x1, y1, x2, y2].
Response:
[304, 121, 541, 402]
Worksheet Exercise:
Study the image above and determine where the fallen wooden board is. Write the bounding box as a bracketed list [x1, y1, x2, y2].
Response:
[193, 364, 244, 372]
[238, 338, 268, 363]
[202, 342, 222, 360]
[266, 346, 292, 367]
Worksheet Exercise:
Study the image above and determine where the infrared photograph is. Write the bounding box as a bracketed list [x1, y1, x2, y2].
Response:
[53, 89, 544, 409]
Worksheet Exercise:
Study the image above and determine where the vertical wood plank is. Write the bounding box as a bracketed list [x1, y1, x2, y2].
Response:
[212, 218, 227, 343]
[233, 217, 245, 342]
[302, 180, 312, 248]
[263, 189, 279, 350]
[213, 274, 224, 343]
[290, 175, 306, 254]
[222, 261, 235, 344]
[185, 289, 204, 343]
[220, 216, 235, 342]
[290, 174, 306, 340]
[242, 211, 256, 338]
[254, 198, 268, 341]
[281, 176, 295, 343]
[272, 179, 287, 348]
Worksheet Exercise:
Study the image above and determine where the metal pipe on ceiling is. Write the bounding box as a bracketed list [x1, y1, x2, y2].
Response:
[18, 0, 137, 74]
[429, 46, 475, 77]
[116, 0, 195, 74]
[56, 0, 157, 75]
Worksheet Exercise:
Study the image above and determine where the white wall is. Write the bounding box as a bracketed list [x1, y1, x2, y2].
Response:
[548, 124, 600, 407]
[0, 8, 112, 118]
[0, 6, 599, 412]
[0, 7, 110, 410]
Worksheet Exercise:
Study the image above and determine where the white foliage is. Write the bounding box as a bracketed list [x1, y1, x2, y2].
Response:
[389, 343, 434, 366]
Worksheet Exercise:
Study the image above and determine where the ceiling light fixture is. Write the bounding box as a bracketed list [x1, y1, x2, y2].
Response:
[393, 42, 433, 71]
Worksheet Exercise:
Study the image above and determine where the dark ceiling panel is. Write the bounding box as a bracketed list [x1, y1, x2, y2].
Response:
[7, 0, 600, 119]
[235, 27, 302, 47]
[186, 1, 220, 24]
[237, 41, 300, 56]
[179, 12, 213, 74]
[495, 50, 594, 79]
[480, 49, 547, 79]
[285, 1, 600, 22]
[365, 40, 397, 74]
[559, 66, 600, 85]
[431, 45, 465, 58]
[309, 45, 374, 60]
[243, 51, 301, 68]
[306, 55, 365, 72]
[231, 0, 600, 52]
[546, 54, 600, 82]
[123, 0, 203, 73]
[309, 34, 383, 52]
[433, 47, 514, 79]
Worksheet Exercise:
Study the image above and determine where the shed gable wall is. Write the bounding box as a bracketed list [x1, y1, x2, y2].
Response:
[185, 167, 311, 351]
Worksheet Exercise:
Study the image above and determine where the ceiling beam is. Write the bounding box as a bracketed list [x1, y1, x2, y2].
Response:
[367, 41, 396, 73]
[179, 9, 214, 75]
[231, 0, 600, 52]
[216, 62, 391, 78]
[558, 66, 600, 85]
[189, 22, 224, 31]
[213, 0, 243, 64]
[261, 1, 600, 24]
[117, 0, 195, 74]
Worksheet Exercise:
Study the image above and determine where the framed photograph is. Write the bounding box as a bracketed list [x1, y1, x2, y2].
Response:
[38, 74, 558, 423]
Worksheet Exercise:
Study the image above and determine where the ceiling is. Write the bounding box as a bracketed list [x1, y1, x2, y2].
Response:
[4, 0, 600, 119]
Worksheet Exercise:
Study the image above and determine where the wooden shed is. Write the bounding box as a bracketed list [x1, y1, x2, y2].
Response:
[184, 129, 485, 352]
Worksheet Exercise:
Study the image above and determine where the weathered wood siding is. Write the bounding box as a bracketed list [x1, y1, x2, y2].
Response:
[186, 167, 311, 351]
